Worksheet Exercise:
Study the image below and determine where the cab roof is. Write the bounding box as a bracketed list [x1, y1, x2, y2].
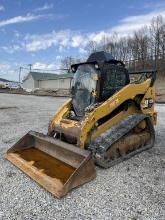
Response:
[87, 51, 115, 63]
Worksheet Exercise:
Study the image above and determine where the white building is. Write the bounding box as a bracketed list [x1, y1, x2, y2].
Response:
[22, 72, 73, 90]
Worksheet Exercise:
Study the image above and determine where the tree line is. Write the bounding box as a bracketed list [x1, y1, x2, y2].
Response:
[61, 16, 165, 76]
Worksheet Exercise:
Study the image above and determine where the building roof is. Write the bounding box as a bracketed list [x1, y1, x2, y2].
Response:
[0, 78, 11, 82]
[23, 71, 74, 82]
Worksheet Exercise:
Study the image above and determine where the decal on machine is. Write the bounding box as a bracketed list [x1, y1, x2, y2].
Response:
[109, 98, 119, 109]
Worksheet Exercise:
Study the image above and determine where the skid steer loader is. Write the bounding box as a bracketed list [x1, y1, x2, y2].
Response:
[6, 51, 157, 198]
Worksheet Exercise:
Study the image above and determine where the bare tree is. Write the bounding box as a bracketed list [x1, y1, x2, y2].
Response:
[85, 40, 98, 55]
[150, 16, 164, 67]
[62, 15, 165, 76]
[60, 56, 82, 70]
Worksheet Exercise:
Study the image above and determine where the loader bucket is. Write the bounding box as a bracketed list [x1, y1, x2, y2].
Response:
[6, 131, 96, 198]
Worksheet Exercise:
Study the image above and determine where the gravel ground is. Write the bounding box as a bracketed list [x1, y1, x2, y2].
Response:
[0, 93, 165, 220]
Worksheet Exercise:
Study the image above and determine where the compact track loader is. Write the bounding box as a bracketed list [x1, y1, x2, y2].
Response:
[6, 51, 157, 198]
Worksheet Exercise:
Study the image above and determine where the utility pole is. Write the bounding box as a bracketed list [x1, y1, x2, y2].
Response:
[28, 64, 32, 72]
[19, 67, 23, 85]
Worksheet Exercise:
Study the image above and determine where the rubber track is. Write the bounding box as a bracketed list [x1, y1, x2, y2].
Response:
[88, 113, 155, 168]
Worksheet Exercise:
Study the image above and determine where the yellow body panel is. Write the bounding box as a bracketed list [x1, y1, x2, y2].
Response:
[140, 87, 157, 125]
[80, 79, 155, 147]
[49, 78, 156, 148]
[48, 99, 72, 134]
[91, 104, 138, 140]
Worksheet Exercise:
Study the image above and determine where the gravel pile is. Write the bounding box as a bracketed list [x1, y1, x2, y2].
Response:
[0, 93, 164, 220]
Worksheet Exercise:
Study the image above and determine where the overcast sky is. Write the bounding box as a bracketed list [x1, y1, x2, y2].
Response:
[0, 0, 165, 81]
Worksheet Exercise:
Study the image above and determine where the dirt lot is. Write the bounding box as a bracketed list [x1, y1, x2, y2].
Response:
[156, 88, 165, 103]
[0, 93, 165, 220]
[155, 78, 165, 103]
[0, 88, 70, 97]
